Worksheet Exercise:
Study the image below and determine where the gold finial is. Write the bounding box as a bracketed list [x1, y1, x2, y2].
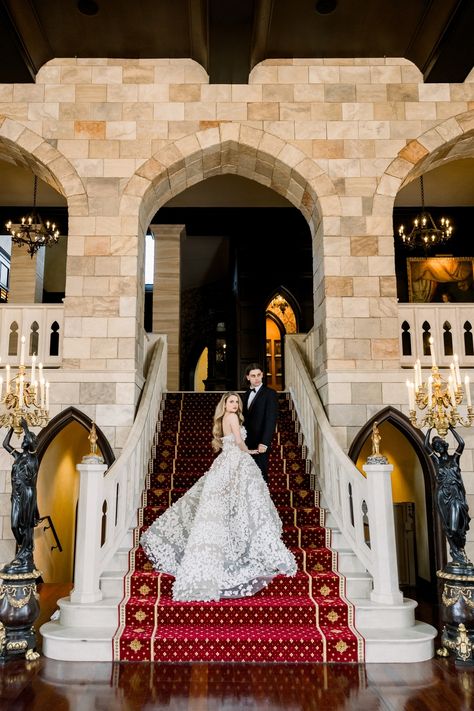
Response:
[82, 421, 104, 463]
[88, 421, 98, 456]
[371, 421, 381, 457]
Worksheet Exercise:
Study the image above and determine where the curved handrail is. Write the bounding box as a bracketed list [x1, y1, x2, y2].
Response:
[285, 334, 402, 604]
[97, 335, 167, 574]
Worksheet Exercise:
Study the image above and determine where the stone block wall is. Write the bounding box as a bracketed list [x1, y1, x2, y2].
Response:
[0, 56, 473, 558]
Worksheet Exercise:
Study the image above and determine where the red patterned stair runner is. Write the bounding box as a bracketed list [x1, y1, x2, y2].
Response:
[113, 392, 364, 662]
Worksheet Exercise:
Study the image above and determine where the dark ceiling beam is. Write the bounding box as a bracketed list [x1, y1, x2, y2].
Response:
[187, 0, 209, 74]
[405, 0, 473, 83]
[0, 0, 53, 80]
[421, 0, 474, 82]
[249, 0, 274, 73]
[208, 0, 256, 83]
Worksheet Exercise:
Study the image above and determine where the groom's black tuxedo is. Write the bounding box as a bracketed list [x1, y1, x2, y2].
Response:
[242, 385, 278, 481]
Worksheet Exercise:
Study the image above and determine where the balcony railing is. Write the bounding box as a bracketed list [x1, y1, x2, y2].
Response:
[398, 303, 474, 368]
[0, 304, 64, 366]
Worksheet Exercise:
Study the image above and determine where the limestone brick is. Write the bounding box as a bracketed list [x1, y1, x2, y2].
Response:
[342, 297, 370, 318]
[351, 381, 382, 403]
[310, 103, 342, 120]
[277, 66, 308, 84]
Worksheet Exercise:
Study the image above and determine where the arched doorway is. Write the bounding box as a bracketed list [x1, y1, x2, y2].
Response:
[348, 407, 445, 602]
[194, 346, 208, 391]
[35, 409, 114, 585]
[265, 291, 298, 390]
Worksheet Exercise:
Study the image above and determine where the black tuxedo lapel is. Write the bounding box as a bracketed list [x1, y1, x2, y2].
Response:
[248, 386, 264, 409]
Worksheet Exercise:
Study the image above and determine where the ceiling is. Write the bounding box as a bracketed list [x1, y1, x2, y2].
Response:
[0, 1, 472, 214]
[0, 0, 472, 85]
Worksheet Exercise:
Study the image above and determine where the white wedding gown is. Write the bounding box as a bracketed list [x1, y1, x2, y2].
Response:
[140, 427, 297, 602]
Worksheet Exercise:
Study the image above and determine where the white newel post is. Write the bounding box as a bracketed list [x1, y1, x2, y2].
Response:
[363, 461, 404, 605]
[70, 462, 107, 604]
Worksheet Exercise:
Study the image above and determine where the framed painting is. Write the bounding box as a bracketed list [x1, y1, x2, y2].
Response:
[407, 256, 474, 303]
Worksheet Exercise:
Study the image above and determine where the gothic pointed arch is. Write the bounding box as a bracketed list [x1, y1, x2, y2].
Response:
[377, 108, 474, 204]
[120, 123, 341, 234]
[36, 406, 115, 466]
[0, 117, 87, 215]
[265, 286, 301, 333]
[348, 406, 446, 580]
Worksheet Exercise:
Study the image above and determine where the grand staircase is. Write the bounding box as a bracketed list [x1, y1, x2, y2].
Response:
[41, 391, 436, 662]
[113, 392, 364, 662]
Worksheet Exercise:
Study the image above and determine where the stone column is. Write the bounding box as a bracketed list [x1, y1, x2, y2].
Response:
[8, 244, 45, 303]
[150, 224, 185, 390]
[363, 459, 404, 605]
[70, 461, 107, 604]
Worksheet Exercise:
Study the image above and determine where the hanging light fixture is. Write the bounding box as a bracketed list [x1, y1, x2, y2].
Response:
[397, 175, 453, 250]
[5, 175, 60, 258]
[269, 294, 289, 315]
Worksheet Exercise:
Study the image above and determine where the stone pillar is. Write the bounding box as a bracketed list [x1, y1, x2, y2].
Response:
[70, 461, 107, 604]
[150, 224, 185, 390]
[363, 459, 404, 605]
[8, 244, 45, 303]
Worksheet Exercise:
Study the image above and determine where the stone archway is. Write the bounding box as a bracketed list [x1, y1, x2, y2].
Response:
[0, 117, 88, 303]
[0, 117, 87, 211]
[376, 109, 474, 204]
[120, 123, 342, 376]
[348, 406, 446, 598]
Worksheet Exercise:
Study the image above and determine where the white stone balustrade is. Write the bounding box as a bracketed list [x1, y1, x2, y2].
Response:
[399, 304, 474, 368]
[70, 336, 167, 604]
[0, 304, 64, 367]
[285, 334, 402, 605]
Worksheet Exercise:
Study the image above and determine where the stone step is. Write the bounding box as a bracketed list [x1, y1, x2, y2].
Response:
[40, 617, 437, 663]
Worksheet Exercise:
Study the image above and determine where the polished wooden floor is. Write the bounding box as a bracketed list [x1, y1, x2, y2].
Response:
[1, 656, 474, 710]
[1, 585, 473, 710]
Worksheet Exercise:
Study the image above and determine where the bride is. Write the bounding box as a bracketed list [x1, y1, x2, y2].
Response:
[140, 391, 297, 602]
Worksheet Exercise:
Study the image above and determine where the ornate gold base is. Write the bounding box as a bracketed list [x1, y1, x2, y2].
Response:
[0, 569, 41, 663]
[438, 566, 474, 666]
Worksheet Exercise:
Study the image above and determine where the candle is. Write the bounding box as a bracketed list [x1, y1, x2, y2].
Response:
[5, 364, 10, 394]
[428, 376, 433, 407]
[0, 376, 2, 400]
[450, 363, 456, 389]
[415, 359, 421, 391]
[406, 380, 412, 409]
[32, 380, 37, 406]
[38, 362, 43, 385]
[448, 375, 456, 408]
[454, 354, 461, 386]
[31, 354, 36, 386]
[20, 336, 25, 366]
[466, 376, 472, 408]
[45, 381, 50, 411]
[429, 337, 436, 368]
[19, 374, 24, 409]
[40, 378, 45, 409]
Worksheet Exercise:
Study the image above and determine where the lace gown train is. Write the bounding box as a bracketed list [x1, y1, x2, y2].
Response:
[140, 428, 297, 602]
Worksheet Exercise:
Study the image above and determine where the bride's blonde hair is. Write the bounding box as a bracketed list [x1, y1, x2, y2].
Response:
[211, 391, 244, 452]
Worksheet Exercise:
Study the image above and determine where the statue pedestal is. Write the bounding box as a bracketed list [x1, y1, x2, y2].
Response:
[0, 569, 41, 663]
[438, 565, 474, 666]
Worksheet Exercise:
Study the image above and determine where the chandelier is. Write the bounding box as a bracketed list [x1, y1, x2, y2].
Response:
[269, 294, 289, 315]
[5, 175, 60, 258]
[397, 175, 453, 250]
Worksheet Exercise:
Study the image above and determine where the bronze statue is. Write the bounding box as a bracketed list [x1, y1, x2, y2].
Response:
[424, 425, 471, 566]
[2, 418, 40, 574]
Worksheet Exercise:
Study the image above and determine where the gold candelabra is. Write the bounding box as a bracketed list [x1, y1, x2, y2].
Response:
[406, 337, 473, 438]
[0, 337, 50, 435]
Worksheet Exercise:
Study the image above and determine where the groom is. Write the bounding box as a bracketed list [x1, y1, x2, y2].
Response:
[242, 363, 278, 482]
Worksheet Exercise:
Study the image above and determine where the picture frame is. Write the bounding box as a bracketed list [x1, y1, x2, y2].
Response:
[407, 256, 474, 303]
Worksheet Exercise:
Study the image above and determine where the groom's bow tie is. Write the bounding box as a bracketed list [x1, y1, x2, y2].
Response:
[249, 387, 256, 392]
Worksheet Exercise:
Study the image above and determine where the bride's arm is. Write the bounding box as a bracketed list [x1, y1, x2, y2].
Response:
[226, 413, 249, 452]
